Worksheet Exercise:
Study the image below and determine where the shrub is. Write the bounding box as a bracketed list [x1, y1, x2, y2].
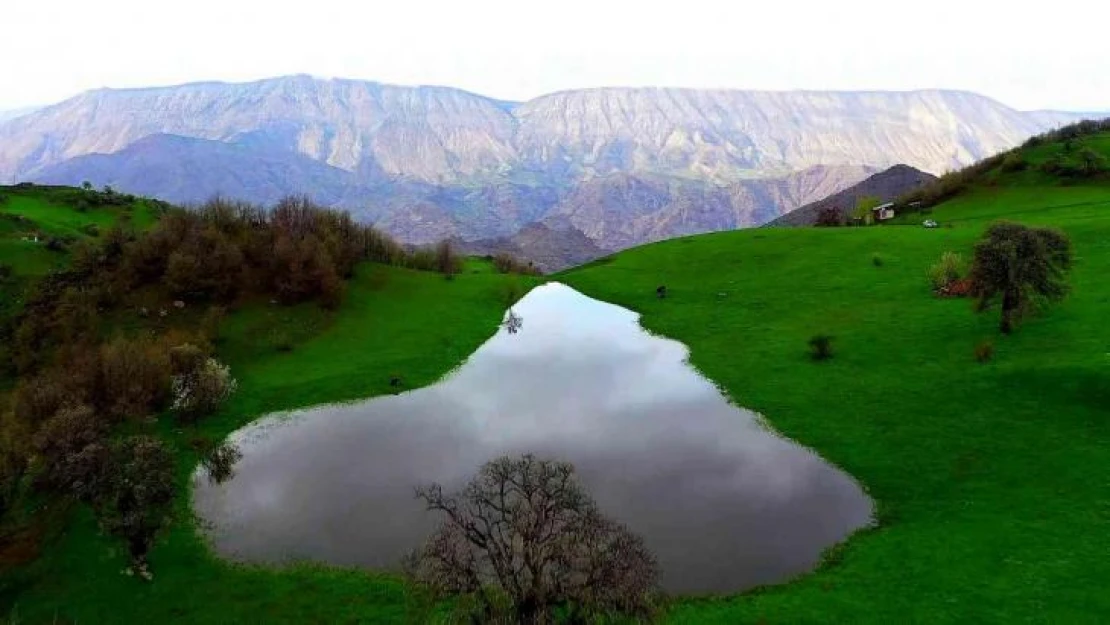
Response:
[434, 240, 462, 276]
[97, 338, 172, 420]
[31, 405, 109, 499]
[0, 262, 12, 282]
[171, 357, 237, 423]
[1000, 152, 1027, 173]
[1077, 147, 1109, 176]
[169, 343, 206, 376]
[165, 226, 244, 300]
[492, 252, 541, 275]
[974, 340, 995, 363]
[808, 334, 835, 361]
[95, 436, 175, 576]
[13, 369, 88, 426]
[814, 206, 843, 227]
[927, 251, 966, 292]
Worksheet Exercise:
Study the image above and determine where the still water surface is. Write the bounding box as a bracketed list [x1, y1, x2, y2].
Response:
[193, 283, 872, 593]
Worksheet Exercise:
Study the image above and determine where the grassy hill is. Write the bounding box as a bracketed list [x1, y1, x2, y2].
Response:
[2, 261, 528, 623]
[0, 184, 164, 323]
[558, 127, 1110, 622]
[2, 124, 1108, 622]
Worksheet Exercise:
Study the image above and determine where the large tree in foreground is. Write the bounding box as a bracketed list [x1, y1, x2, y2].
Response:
[969, 221, 1073, 334]
[407, 454, 659, 624]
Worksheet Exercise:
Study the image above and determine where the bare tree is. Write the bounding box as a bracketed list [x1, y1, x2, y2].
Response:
[407, 454, 659, 624]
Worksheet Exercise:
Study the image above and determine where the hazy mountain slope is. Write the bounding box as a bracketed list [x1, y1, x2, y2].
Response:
[25, 132, 872, 250]
[513, 88, 1085, 180]
[766, 165, 938, 226]
[29, 135, 562, 243]
[0, 106, 40, 123]
[0, 75, 518, 184]
[357, 182, 562, 244]
[1, 75, 1091, 251]
[456, 222, 605, 272]
[0, 77, 1089, 188]
[31, 134, 365, 206]
[545, 165, 875, 250]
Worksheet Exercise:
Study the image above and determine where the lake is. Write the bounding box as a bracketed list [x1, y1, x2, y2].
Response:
[193, 282, 872, 593]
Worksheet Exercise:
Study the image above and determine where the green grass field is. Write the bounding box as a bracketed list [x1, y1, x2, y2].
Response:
[0, 185, 162, 324]
[2, 262, 531, 623]
[3, 132, 1110, 622]
[560, 183, 1110, 622]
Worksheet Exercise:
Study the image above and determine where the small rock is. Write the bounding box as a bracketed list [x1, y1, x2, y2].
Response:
[173, 300, 185, 309]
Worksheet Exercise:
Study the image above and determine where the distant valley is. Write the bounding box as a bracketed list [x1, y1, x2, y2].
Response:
[0, 75, 1091, 267]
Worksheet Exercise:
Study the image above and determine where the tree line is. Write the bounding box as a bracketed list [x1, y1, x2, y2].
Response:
[0, 195, 481, 574]
[897, 117, 1110, 209]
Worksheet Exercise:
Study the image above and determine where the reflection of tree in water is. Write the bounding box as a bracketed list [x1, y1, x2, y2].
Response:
[201, 440, 243, 485]
[503, 309, 523, 334]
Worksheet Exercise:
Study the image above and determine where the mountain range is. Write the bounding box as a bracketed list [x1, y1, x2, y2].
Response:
[0, 75, 1092, 262]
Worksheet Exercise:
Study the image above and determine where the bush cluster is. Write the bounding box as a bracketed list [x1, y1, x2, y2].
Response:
[899, 117, 1110, 208]
[3, 333, 236, 569]
[814, 206, 844, 227]
[974, 340, 995, 363]
[1039, 147, 1109, 178]
[491, 252, 542, 275]
[928, 251, 967, 294]
[808, 334, 835, 361]
[0, 194, 474, 570]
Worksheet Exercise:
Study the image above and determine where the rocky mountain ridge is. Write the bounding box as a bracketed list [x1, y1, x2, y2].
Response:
[1, 76, 1086, 185]
[0, 75, 1092, 260]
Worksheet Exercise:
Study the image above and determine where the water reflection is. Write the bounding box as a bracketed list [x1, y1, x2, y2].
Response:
[193, 283, 872, 593]
[502, 309, 523, 334]
[198, 440, 243, 485]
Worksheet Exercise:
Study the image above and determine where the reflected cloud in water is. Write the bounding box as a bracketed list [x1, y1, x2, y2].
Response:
[193, 283, 872, 592]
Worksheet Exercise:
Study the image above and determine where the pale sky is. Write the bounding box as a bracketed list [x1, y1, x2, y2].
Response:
[2, 0, 1107, 112]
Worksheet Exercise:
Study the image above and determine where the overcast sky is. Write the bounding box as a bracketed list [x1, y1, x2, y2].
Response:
[2, 0, 1106, 112]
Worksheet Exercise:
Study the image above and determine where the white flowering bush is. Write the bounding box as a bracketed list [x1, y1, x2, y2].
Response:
[171, 357, 237, 422]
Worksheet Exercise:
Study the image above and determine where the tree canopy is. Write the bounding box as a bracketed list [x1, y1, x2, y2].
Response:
[969, 221, 1073, 334]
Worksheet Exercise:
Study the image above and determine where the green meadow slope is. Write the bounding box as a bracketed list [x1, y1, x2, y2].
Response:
[2, 127, 1109, 623]
[2, 260, 530, 623]
[0, 185, 163, 323]
[560, 132, 1110, 622]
